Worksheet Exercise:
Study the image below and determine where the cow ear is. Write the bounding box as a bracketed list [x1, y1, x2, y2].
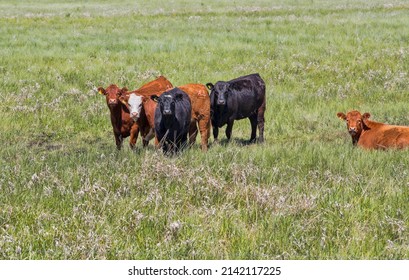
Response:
[119, 87, 128, 95]
[118, 95, 128, 106]
[175, 92, 184, 100]
[206, 83, 214, 90]
[97, 87, 106, 96]
[362, 112, 371, 120]
[337, 112, 347, 121]
[151, 95, 159, 102]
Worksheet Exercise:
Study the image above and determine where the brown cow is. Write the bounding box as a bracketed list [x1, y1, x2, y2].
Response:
[97, 84, 138, 150]
[120, 76, 173, 146]
[178, 84, 211, 151]
[98, 76, 173, 150]
[337, 110, 409, 149]
[125, 95, 162, 147]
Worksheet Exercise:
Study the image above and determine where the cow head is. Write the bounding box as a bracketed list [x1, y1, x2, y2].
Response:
[126, 93, 143, 121]
[206, 82, 229, 106]
[152, 92, 183, 117]
[98, 85, 128, 108]
[337, 110, 370, 145]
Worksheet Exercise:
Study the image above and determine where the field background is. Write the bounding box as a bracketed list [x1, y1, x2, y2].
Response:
[1, 0, 409, 259]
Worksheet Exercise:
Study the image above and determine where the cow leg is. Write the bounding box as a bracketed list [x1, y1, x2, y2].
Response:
[129, 125, 139, 150]
[181, 132, 189, 152]
[141, 127, 150, 148]
[249, 114, 258, 143]
[163, 142, 169, 154]
[182, 133, 187, 150]
[154, 136, 160, 148]
[171, 130, 177, 154]
[257, 105, 265, 143]
[198, 118, 210, 151]
[189, 121, 198, 146]
[225, 120, 234, 141]
[213, 124, 219, 142]
[114, 133, 123, 150]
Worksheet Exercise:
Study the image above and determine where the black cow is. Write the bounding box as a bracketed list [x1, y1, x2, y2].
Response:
[151, 88, 192, 154]
[206, 73, 266, 143]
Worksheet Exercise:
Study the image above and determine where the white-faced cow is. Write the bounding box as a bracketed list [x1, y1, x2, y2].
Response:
[206, 73, 266, 143]
[151, 88, 191, 154]
[121, 76, 173, 147]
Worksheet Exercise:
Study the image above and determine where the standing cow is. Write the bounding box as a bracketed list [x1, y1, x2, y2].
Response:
[98, 84, 138, 150]
[123, 95, 161, 147]
[151, 88, 192, 154]
[178, 84, 211, 151]
[337, 110, 409, 149]
[98, 76, 172, 150]
[128, 83, 211, 151]
[121, 76, 173, 146]
[206, 73, 266, 143]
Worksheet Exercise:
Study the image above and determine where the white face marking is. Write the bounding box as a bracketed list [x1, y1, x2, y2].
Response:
[128, 94, 143, 119]
[164, 95, 172, 98]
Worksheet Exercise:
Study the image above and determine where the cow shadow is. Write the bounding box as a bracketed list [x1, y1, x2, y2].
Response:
[209, 138, 259, 147]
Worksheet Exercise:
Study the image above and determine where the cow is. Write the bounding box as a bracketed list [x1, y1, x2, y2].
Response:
[98, 76, 172, 150]
[206, 73, 266, 143]
[151, 88, 192, 154]
[124, 95, 161, 146]
[127, 83, 210, 151]
[121, 76, 173, 146]
[337, 110, 409, 149]
[97, 84, 139, 150]
[178, 84, 211, 151]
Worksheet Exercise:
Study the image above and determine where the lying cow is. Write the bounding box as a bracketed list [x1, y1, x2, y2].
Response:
[98, 84, 138, 150]
[337, 110, 409, 149]
[206, 73, 266, 143]
[151, 88, 191, 154]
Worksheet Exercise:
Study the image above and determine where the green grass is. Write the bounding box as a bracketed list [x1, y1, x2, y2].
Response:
[1, 0, 409, 259]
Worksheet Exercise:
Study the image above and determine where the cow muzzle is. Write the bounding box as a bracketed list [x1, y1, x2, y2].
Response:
[348, 127, 358, 136]
[131, 112, 139, 121]
[163, 109, 172, 115]
[217, 100, 226, 106]
[108, 99, 118, 106]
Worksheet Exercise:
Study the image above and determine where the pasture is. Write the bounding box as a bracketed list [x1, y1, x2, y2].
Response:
[1, 0, 409, 259]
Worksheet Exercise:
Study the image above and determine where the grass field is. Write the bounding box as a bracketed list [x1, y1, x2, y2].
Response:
[1, 0, 409, 259]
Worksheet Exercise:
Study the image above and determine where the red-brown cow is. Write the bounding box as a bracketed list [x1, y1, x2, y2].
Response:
[337, 110, 409, 149]
[97, 84, 138, 150]
[178, 84, 211, 151]
[98, 76, 172, 150]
